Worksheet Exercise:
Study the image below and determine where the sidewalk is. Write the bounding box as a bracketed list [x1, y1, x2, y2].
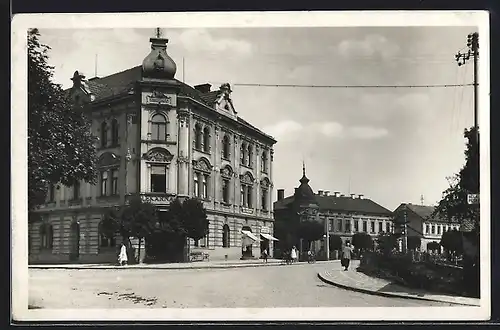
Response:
[29, 259, 334, 270]
[317, 260, 480, 307]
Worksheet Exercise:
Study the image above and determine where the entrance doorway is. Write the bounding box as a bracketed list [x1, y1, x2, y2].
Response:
[70, 221, 80, 261]
[222, 224, 230, 247]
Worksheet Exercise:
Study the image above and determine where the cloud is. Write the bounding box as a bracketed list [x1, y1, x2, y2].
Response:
[176, 29, 253, 55]
[337, 34, 400, 59]
[264, 120, 387, 141]
[263, 120, 303, 140]
[347, 126, 389, 139]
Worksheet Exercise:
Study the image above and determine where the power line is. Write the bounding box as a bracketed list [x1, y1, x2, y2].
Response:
[219, 82, 474, 89]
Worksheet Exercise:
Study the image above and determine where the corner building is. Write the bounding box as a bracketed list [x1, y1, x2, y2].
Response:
[29, 35, 277, 264]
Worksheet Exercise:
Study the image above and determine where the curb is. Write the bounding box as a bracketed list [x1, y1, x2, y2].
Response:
[317, 271, 480, 307]
[29, 260, 337, 271]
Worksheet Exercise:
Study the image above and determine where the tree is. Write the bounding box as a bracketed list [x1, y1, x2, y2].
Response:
[181, 198, 209, 242]
[377, 232, 398, 255]
[28, 28, 98, 211]
[101, 196, 158, 263]
[440, 229, 463, 256]
[352, 232, 373, 252]
[433, 127, 479, 231]
[297, 220, 324, 251]
[329, 235, 343, 251]
[407, 236, 422, 251]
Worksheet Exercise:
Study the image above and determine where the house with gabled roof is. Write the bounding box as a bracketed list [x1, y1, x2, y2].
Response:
[29, 31, 277, 264]
[393, 203, 461, 252]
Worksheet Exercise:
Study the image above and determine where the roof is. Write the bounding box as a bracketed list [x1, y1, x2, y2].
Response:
[69, 66, 275, 142]
[274, 194, 392, 216]
[398, 204, 456, 223]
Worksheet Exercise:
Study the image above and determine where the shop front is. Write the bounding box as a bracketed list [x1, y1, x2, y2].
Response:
[259, 226, 278, 258]
[241, 226, 259, 259]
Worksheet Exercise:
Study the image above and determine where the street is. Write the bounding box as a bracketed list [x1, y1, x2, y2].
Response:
[29, 262, 452, 308]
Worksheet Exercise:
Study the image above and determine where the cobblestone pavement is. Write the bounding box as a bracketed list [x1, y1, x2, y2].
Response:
[29, 262, 453, 309]
[319, 261, 480, 306]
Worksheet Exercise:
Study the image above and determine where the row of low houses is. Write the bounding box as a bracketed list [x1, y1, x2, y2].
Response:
[28, 32, 464, 265]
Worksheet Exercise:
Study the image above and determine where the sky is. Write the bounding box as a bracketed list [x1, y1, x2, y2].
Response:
[38, 26, 477, 211]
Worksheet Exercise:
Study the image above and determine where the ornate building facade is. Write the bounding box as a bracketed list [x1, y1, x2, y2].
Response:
[29, 34, 277, 264]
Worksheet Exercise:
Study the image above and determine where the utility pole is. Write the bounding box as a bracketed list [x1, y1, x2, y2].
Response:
[455, 32, 479, 140]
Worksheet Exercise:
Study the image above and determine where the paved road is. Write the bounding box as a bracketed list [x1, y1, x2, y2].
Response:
[29, 262, 452, 308]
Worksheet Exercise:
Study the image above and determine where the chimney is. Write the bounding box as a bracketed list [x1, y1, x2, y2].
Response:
[350, 193, 356, 199]
[358, 194, 364, 199]
[194, 83, 212, 93]
[277, 189, 284, 201]
[334, 191, 340, 197]
[324, 191, 330, 196]
[318, 190, 323, 196]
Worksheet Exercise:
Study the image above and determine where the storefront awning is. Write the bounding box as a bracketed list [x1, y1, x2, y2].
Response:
[242, 230, 260, 241]
[261, 233, 279, 241]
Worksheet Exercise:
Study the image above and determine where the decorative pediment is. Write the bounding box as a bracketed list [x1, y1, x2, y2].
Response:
[220, 165, 233, 179]
[98, 152, 121, 167]
[193, 158, 212, 173]
[240, 172, 254, 185]
[260, 177, 271, 188]
[143, 148, 173, 163]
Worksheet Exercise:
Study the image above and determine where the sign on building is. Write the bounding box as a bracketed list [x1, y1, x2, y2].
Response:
[467, 194, 479, 205]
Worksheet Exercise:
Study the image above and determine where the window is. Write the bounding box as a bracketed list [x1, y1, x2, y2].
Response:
[100, 121, 108, 148]
[151, 165, 167, 193]
[194, 175, 200, 197]
[240, 185, 245, 205]
[337, 219, 342, 232]
[431, 225, 435, 235]
[261, 151, 268, 172]
[345, 220, 351, 233]
[111, 119, 119, 145]
[151, 114, 167, 141]
[354, 220, 359, 232]
[437, 225, 441, 235]
[247, 144, 252, 167]
[202, 174, 208, 199]
[378, 222, 383, 233]
[329, 219, 333, 231]
[194, 124, 203, 150]
[426, 224, 430, 234]
[363, 221, 367, 232]
[40, 223, 53, 249]
[240, 142, 247, 165]
[386, 222, 391, 233]
[261, 188, 268, 210]
[100, 171, 108, 196]
[203, 127, 210, 153]
[222, 224, 230, 248]
[240, 184, 253, 208]
[246, 185, 253, 208]
[73, 181, 80, 200]
[111, 169, 119, 195]
[48, 184, 55, 202]
[222, 179, 230, 203]
[99, 222, 116, 248]
[222, 135, 230, 159]
[370, 221, 375, 233]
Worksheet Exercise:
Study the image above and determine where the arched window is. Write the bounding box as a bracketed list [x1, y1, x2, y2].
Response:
[203, 127, 211, 153]
[194, 124, 203, 150]
[194, 174, 199, 197]
[98, 221, 116, 248]
[261, 187, 268, 211]
[100, 121, 108, 148]
[40, 223, 53, 250]
[261, 151, 268, 173]
[240, 172, 254, 208]
[240, 142, 247, 165]
[222, 135, 230, 159]
[222, 224, 230, 248]
[247, 144, 252, 167]
[111, 119, 119, 146]
[151, 114, 167, 141]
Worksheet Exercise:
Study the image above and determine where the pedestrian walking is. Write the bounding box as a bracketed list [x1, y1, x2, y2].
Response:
[262, 249, 268, 263]
[341, 242, 353, 271]
[307, 249, 315, 263]
[118, 242, 128, 266]
[290, 246, 297, 263]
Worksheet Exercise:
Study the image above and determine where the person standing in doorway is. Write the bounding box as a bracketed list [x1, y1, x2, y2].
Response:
[341, 242, 353, 271]
[290, 246, 297, 264]
[118, 242, 128, 266]
[262, 248, 268, 263]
